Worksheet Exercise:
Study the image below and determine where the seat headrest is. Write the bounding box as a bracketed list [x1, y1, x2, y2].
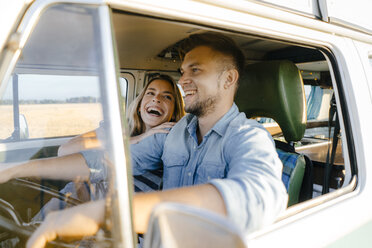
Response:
[236, 60, 306, 142]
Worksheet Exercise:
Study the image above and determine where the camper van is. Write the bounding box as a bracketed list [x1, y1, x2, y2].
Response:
[0, 0, 371, 247]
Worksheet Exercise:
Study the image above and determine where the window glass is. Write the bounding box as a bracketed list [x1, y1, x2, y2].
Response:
[119, 77, 128, 104]
[0, 4, 114, 247]
[1, 74, 101, 139]
[119, 77, 128, 97]
[0, 81, 13, 140]
[306, 85, 333, 122]
[0, 4, 104, 142]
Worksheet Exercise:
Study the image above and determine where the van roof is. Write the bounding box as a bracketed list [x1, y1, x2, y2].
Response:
[256, 0, 372, 34]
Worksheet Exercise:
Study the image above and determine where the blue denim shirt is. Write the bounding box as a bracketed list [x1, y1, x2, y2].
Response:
[131, 103, 288, 233]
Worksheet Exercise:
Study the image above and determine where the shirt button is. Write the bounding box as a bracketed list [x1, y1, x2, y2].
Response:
[207, 176, 211, 180]
[188, 172, 191, 176]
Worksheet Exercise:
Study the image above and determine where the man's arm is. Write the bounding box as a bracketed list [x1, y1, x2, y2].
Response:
[26, 184, 226, 248]
[210, 122, 288, 232]
[26, 200, 105, 248]
[133, 184, 226, 233]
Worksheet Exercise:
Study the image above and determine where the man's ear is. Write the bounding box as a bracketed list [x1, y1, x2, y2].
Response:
[224, 68, 239, 89]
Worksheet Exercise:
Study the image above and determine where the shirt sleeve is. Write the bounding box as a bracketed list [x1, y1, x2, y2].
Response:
[209, 123, 288, 234]
[80, 149, 107, 183]
[130, 133, 167, 175]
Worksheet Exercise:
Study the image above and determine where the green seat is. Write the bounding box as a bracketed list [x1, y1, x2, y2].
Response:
[277, 148, 306, 206]
[236, 60, 307, 206]
[288, 156, 306, 206]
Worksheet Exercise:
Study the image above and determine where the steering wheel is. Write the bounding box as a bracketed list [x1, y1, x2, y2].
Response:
[0, 197, 78, 247]
[0, 179, 111, 247]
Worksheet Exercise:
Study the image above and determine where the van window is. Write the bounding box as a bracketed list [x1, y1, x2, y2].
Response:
[0, 74, 101, 139]
[0, 3, 116, 247]
[111, 10, 354, 206]
[0, 5, 106, 141]
[107, 9, 359, 246]
[120, 77, 128, 99]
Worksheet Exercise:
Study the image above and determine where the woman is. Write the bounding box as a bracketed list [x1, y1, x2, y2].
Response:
[127, 74, 184, 143]
[126, 74, 184, 191]
[58, 73, 184, 154]
[0, 74, 185, 195]
[27, 74, 185, 221]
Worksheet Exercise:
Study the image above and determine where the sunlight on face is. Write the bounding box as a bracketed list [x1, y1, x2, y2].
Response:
[140, 79, 176, 131]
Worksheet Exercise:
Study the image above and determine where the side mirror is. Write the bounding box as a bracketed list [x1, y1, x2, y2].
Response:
[143, 203, 247, 248]
[19, 114, 29, 139]
[3, 114, 29, 142]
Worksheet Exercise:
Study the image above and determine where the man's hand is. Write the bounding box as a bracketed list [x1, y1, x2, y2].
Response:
[27, 200, 105, 248]
[27, 184, 226, 247]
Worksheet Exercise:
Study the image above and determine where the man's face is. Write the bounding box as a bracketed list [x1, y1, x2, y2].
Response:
[179, 46, 226, 117]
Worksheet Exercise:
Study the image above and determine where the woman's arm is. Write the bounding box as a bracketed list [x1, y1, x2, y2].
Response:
[58, 122, 176, 154]
[130, 122, 175, 144]
[0, 153, 90, 184]
[58, 130, 101, 156]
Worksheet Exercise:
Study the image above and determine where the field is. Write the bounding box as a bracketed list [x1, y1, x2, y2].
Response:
[0, 103, 102, 139]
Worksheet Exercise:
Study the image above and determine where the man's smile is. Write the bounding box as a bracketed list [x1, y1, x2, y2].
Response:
[183, 89, 197, 103]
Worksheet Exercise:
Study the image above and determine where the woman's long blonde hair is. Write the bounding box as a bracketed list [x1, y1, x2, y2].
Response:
[127, 74, 185, 136]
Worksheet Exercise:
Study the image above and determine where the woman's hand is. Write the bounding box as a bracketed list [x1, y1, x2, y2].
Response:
[0, 162, 20, 184]
[130, 122, 176, 144]
[26, 200, 105, 248]
[58, 130, 100, 156]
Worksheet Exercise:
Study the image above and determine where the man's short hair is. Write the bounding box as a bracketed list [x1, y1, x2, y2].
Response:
[178, 32, 245, 77]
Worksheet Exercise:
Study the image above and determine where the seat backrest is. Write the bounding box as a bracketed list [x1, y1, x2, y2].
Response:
[236, 60, 309, 206]
[236, 60, 306, 142]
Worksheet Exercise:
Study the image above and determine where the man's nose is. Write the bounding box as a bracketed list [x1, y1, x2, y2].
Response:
[179, 73, 191, 87]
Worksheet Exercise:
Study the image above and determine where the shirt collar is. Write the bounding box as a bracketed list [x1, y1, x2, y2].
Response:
[211, 103, 239, 136]
[186, 103, 240, 138]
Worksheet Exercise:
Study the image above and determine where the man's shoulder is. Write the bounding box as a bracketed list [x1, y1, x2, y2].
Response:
[229, 112, 266, 132]
[224, 112, 273, 143]
[164, 114, 192, 142]
[170, 114, 194, 130]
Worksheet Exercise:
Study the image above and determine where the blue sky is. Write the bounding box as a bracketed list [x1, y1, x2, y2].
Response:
[2, 74, 100, 101]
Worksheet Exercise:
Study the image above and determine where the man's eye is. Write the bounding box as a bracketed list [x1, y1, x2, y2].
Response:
[192, 68, 199, 73]
[164, 95, 172, 100]
[146, 92, 155, 95]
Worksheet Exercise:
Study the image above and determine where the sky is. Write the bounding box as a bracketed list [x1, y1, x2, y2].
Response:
[1, 74, 101, 101]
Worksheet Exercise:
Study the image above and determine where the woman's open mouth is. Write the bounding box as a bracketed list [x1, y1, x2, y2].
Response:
[146, 106, 163, 117]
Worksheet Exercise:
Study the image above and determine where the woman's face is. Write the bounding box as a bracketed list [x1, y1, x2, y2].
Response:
[140, 79, 176, 131]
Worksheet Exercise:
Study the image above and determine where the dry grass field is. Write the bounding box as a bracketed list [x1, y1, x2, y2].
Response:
[0, 103, 102, 139]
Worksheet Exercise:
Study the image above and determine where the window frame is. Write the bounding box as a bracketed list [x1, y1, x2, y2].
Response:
[0, 1, 135, 247]
[108, 3, 365, 245]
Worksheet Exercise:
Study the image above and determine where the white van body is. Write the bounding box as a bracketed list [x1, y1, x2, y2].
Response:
[0, 0, 371, 247]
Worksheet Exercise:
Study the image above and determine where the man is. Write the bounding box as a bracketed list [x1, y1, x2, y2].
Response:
[26, 33, 287, 248]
